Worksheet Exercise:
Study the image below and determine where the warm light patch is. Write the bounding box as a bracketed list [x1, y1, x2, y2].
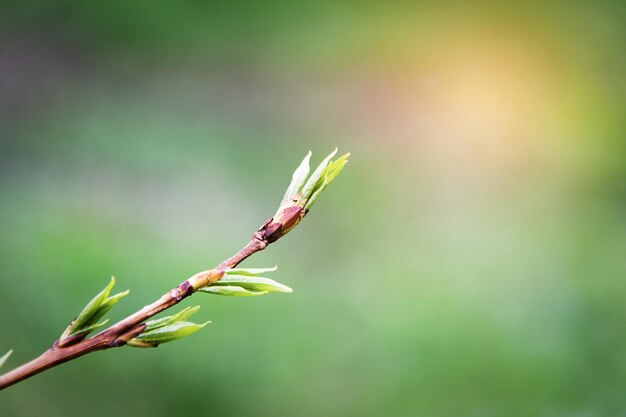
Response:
[356, 29, 555, 187]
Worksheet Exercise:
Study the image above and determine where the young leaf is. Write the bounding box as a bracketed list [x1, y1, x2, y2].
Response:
[200, 265, 292, 296]
[197, 285, 269, 296]
[62, 278, 129, 342]
[304, 152, 350, 210]
[284, 151, 312, 199]
[91, 290, 130, 322]
[215, 275, 293, 293]
[300, 148, 338, 201]
[132, 321, 210, 345]
[0, 350, 12, 369]
[69, 320, 109, 338]
[224, 265, 278, 277]
[325, 153, 350, 183]
[72, 289, 130, 336]
[143, 306, 201, 332]
[71, 277, 116, 331]
[126, 339, 155, 348]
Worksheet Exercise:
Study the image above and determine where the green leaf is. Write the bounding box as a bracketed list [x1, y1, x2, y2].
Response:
[63, 278, 129, 341]
[71, 277, 116, 331]
[325, 153, 351, 182]
[143, 306, 201, 332]
[133, 321, 210, 344]
[69, 320, 109, 338]
[126, 339, 155, 348]
[198, 285, 269, 296]
[300, 148, 338, 201]
[215, 274, 293, 293]
[103, 289, 131, 305]
[0, 349, 12, 369]
[88, 290, 130, 324]
[284, 151, 311, 199]
[224, 265, 278, 276]
[304, 152, 350, 210]
[200, 265, 292, 296]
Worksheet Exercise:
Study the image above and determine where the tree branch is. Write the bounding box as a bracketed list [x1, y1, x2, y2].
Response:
[0, 233, 267, 390]
[0, 148, 349, 391]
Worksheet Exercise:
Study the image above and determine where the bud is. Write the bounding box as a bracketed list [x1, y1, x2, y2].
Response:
[264, 205, 306, 243]
[59, 277, 129, 347]
[198, 265, 292, 296]
[258, 148, 349, 243]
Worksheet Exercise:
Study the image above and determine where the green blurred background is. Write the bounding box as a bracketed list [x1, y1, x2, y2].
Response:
[1, 1, 624, 416]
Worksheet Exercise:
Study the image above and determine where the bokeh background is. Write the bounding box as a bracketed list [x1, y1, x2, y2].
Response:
[1, 1, 624, 416]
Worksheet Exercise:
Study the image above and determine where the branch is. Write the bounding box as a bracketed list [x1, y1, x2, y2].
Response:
[0, 149, 349, 391]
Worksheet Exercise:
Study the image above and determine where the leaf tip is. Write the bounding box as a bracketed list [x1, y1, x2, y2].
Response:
[0, 349, 13, 369]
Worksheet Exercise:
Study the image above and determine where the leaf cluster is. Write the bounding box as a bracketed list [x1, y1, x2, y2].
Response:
[59, 277, 129, 346]
[283, 148, 350, 211]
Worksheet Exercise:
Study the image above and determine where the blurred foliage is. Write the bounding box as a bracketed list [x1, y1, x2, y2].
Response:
[0, 1, 625, 416]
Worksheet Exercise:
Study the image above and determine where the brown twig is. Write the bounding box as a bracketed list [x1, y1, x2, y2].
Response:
[0, 147, 349, 391]
[0, 223, 272, 390]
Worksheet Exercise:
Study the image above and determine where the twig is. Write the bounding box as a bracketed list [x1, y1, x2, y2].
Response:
[0, 149, 349, 391]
